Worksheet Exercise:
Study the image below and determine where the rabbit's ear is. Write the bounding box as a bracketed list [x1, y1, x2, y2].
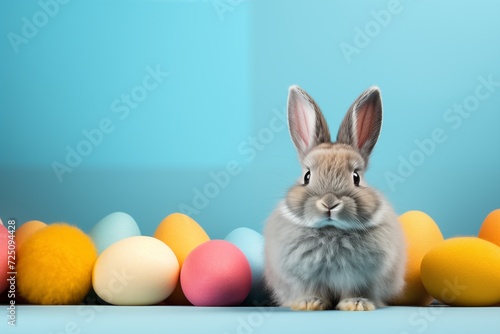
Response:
[287, 85, 331, 159]
[337, 86, 382, 162]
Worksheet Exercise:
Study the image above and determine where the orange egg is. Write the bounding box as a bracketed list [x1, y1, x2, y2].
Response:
[478, 209, 500, 247]
[16, 220, 47, 249]
[392, 210, 444, 306]
[154, 213, 210, 305]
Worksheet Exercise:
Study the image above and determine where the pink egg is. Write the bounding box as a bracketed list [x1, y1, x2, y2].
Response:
[180, 240, 251, 306]
[0, 224, 9, 293]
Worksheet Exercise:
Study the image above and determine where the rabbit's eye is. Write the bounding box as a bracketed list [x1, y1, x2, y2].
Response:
[353, 171, 360, 186]
[304, 170, 311, 185]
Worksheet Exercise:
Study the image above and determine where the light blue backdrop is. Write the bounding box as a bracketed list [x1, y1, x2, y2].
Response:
[1, 0, 499, 239]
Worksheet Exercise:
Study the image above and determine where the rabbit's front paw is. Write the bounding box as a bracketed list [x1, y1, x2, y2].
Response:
[290, 297, 329, 311]
[336, 298, 376, 311]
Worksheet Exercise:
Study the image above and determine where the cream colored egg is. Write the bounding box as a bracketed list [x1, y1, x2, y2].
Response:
[92, 236, 179, 305]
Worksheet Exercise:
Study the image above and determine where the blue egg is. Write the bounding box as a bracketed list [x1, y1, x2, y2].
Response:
[89, 212, 141, 254]
[225, 227, 269, 305]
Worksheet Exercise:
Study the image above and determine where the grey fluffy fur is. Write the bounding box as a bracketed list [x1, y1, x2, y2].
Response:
[264, 86, 406, 311]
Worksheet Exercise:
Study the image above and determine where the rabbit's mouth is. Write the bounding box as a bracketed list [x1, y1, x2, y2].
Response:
[316, 218, 362, 231]
[313, 206, 343, 227]
[316, 218, 348, 229]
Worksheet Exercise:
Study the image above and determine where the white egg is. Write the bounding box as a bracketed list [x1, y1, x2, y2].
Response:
[92, 236, 179, 305]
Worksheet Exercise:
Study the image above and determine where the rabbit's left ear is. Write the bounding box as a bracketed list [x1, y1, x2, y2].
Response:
[336, 86, 383, 162]
[287, 85, 331, 160]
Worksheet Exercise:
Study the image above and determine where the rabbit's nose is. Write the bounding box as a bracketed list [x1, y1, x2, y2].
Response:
[317, 194, 342, 212]
[321, 202, 341, 211]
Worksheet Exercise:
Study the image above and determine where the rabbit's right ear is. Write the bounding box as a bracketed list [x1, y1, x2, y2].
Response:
[287, 86, 331, 159]
[336, 87, 382, 163]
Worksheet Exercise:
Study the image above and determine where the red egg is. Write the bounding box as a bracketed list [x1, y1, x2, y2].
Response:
[180, 240, 251, 306]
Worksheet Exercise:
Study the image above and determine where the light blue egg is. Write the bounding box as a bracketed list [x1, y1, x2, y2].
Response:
[89, 212, 141, 254]
[225, 227, 270, 305]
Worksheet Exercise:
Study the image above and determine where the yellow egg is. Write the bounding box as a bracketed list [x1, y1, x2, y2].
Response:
[479, 209, 500, 247]
[16, 220, 47, 250]
[421, 237, 500, 306]
[392, 210, 444, 306]
[154, 213, 210, 304]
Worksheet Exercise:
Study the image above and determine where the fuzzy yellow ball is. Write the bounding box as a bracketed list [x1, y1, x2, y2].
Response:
[17, 223, 97, 305]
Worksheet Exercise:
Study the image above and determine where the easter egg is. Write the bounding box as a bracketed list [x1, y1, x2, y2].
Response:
[0, 224, 9, 293]
[181, 240, 251, 306]
[89, 212, 141, 254]
[154, 213, 210, 304]
[225, 227, 268, 304]
[421, 237, 500, 306]
[17, 223, 97, 304]
[93, 236, 179, 306]
[479, 209, 500, 247]
[16, 220, 47, 250]
[392, 210, 444, 306]
[154, 213, 210, 266]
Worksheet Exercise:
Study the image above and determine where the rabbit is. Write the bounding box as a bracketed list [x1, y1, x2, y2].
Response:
[264, 85, 406, 311]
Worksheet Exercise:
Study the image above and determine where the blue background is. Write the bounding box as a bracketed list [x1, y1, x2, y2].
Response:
[1, 0, 500, 241]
